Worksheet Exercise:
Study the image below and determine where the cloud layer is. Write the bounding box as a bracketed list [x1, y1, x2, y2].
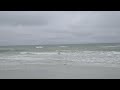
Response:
[0, 11, 120, 45]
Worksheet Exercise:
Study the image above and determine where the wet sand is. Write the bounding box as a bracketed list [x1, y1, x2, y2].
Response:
[0, 64, 120, 79]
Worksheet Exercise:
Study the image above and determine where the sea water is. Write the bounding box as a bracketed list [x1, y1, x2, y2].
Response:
[0, 43, 120, 66]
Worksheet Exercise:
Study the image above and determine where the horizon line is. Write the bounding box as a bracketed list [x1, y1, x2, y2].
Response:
[0, 42, 120, 47]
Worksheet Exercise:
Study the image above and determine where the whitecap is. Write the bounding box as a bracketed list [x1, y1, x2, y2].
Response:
[32, 52, 56, 55]
[20, 51, 57, 55]
[36, 46, 43, 48]
[20, 52, 30, 54]
[59, 46, 68, 48]
[101, 46, 118, 48]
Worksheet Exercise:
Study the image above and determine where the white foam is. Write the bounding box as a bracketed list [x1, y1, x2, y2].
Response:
[1, 49, 120, 66]
[36, 46, 43, 48]
[59, 46, 68, 48]
[20, 52, 28, 54]
[31, 52, 56, 55]
[112, 51, 120, 54]
[20, 52, 57, 55]
[101, 45, 119, 48]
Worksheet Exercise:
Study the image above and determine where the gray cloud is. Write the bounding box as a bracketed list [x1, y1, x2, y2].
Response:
[0, 12, 50, 26]
[0, 11, 120, 45]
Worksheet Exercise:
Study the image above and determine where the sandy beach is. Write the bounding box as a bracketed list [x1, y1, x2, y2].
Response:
[0, 63, 120, 79]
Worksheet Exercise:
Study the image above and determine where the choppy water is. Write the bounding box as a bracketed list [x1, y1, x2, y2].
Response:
[0, 43, 120, 66]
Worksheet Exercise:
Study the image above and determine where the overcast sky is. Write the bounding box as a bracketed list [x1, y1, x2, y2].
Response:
[0, 11, 120, 45]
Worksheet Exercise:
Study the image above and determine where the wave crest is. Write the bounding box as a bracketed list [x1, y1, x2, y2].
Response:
[36, 46, 43, 48]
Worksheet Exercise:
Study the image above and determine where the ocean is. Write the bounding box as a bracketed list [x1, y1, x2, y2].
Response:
[0, 43, 120, 66]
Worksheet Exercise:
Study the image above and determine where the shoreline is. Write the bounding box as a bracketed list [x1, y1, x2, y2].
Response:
[0, 63, 120, 79]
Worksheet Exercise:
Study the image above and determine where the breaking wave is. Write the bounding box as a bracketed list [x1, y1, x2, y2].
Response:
[0, 48, 23, 53]
[59, 46, 68, 48]
[20, 52, 57, 55]
[35, 46, 43, 49]
[101, 45, 120, 48]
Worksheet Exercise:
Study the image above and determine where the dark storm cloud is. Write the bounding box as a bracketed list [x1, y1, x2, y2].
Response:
[0, 11, 120, 45]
